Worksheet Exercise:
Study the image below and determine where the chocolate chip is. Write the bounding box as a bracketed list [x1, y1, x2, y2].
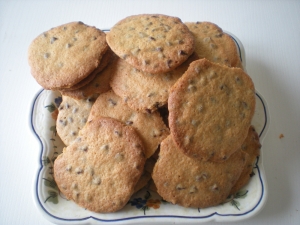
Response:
[210, 184, 219, 191]
[108, 98, 117, 106]
[166, 59, 172, 68]
[92, 177, 101, 185]
[241, 144, 247, 150]
[59, 119, 67, 126]
[72, 108, 78, 113]
[194, 66, 201, 74]
[138, 32, 148, 38]
[131, 48, 140, 55]
[197, 104, 204, 112]
[187, 84, 197, 92]
[50, 37, 58, 44]
[72, 191, 80, 199]
[189, 185, 198, 194]
[176, 184, 185, 190]
[152, 129, 162, 138]
[166, 41, 172, 46]
[147, 92, 155, 97]
[143, 59, 150, 66]
[80, 146, 88, 152]
[75, 168, 83, 174]
[203, 37, 211, 43]
[66, 165, 72, 171]
[155, 46, 163, 51]
[115, 153, 124, 161]
[71, 183, 77, 189]
[210, 43, 217, 49]
[242, 101, 248, 109]
[122, 54, 128, 59]
[44, 53, 50, 59]
[235, 76, 242, 84]
[100, 144, 109, 151]
[196, 173, 208, 182]
[87, 97, 95, 102]
[178, 50, 188, 56]
[114, 130, 122, 137]
[191, 120, 200, 126]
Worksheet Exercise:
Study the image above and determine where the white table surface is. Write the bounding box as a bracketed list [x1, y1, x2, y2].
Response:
[1, 0, 299, 224]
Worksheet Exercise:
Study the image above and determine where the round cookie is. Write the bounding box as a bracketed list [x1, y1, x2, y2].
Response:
[185, 21, 243, 68]
[88, 90, 169, 158]
[106, 14, 195, 74]
[168, 58, 256, 162]
[56, 95, 95, 146]
[230, 126, 261, 195]
[152, 135, 246, 208]
[28, 21, 108, 90]
[60, 50, 116, 99]
[54, 117, 146, 213]
[59, 48, 113, 91]
[110, 53, 198, 113]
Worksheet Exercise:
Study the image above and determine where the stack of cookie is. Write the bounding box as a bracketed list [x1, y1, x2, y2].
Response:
[28, 21, 109, 91]
[106, 14, 196, 113]
[28, 14, 261, 213]
[153, 58, 259, 208]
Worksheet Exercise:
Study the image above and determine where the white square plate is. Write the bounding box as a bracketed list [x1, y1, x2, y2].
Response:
[30, 32, 269, 224]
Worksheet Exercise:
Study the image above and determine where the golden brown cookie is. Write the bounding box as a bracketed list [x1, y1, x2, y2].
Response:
[59, 48, 114, 92]
[185, 21, 243, 68]
[230, 126, 261, 195]
[59, 49, 116, 99]
[56, 95, 95, 146]
[152, 135, 246, 208]
[168, 58, 256, 162]
[88, 90, 169, 158]
[106, 14, 195, 74]
[54, 117, 146, 213]
[28, 21, 108, 90]
[110, 53, 198, 113]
